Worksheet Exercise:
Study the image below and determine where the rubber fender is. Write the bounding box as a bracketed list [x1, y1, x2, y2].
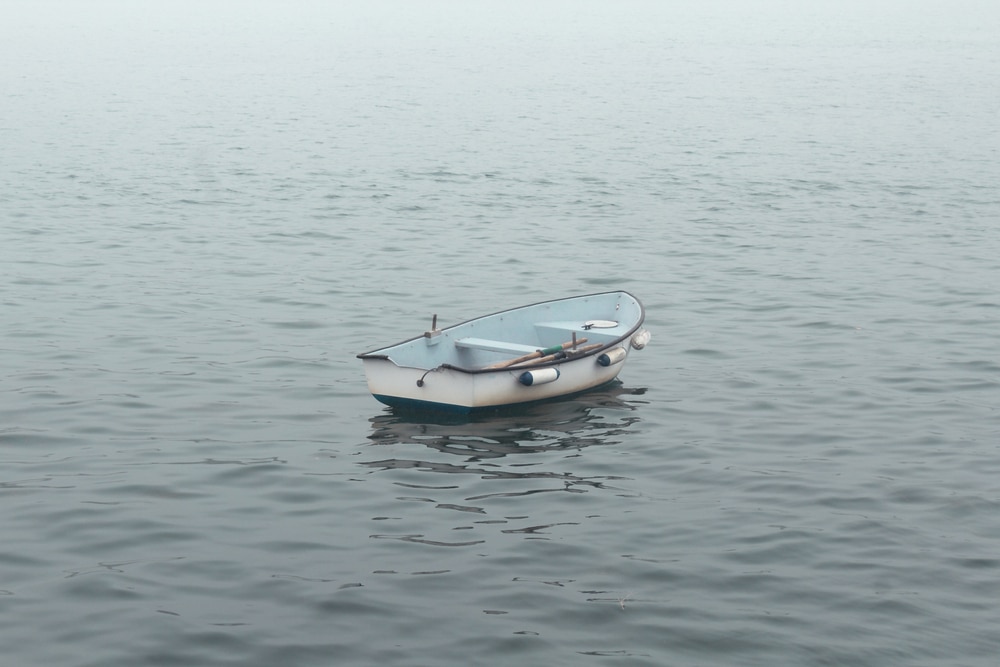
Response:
[518, 368, 560, 386]
[597, 347, 627, 367]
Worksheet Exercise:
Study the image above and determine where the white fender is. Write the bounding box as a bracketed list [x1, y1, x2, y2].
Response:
[597, 347, 627, 367]
[631, 329, 651, 350]
[518, 368, 560, 386]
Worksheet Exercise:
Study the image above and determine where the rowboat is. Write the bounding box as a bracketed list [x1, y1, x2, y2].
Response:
[357, 291, 650, 413]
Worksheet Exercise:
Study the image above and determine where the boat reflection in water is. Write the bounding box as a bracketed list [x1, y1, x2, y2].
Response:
[358, 382, 649, 549]
[361, 381, 648, 476]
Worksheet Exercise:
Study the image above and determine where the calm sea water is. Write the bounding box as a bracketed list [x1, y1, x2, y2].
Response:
[3, 1, 999, 665]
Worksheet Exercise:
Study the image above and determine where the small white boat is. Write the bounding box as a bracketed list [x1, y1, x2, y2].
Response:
[357, 291, 650, 413]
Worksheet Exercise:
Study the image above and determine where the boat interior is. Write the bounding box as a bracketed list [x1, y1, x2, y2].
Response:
[368, 292, 644, 371]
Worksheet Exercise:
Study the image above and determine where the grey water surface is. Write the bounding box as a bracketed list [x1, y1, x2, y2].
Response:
[3, 1, 1000, 665]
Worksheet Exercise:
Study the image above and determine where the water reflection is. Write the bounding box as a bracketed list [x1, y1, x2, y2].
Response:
[361, 382, 648, 473]
[360, 384, 649, 548]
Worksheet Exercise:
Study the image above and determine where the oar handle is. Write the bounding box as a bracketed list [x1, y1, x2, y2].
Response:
[487, 337, 588, 369]
[507, 342, 602, 369]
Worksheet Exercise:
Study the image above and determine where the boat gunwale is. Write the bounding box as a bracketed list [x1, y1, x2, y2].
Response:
[356, 290, 645, 375]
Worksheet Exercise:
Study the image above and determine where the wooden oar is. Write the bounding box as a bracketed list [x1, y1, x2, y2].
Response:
[508, 343, 603, 369]
[487, 337, 588, 369]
